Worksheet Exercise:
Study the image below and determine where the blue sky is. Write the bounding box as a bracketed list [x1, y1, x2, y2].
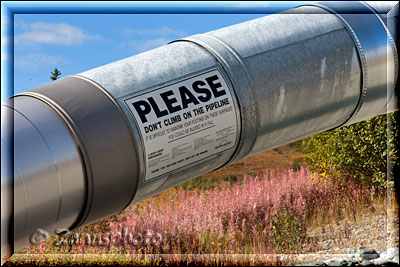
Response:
[6, 2, 307, 98]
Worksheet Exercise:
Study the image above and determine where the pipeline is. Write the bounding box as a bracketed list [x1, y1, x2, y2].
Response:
[1, 1, 398, 257]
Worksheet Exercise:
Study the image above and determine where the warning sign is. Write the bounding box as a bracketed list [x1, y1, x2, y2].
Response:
[125, 69, 238, 181]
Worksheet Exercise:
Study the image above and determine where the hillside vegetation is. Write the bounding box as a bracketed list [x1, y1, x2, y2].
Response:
[7, 112, 398, 266]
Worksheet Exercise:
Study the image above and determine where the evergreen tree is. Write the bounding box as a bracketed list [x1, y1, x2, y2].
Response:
[50, 68, 62, 81]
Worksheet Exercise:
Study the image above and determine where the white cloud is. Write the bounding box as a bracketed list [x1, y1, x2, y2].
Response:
[120, 26, 185, 53]
[126, 38, 172, 53]
[14, 22, 101, 46]
[1, 51, 10, 63]
[14, 53, 66, 70]
[1, 35, 10, 47]
[1, 15, 12, 30]
[2, 16, 12, 47]
[121, 26, 186, 38]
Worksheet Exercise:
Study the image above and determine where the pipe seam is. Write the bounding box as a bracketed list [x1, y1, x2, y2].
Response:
[171, 34, 260, 165]
[15, 91, 91, 231]
[17, 77, 139, 229]
[362, 1, 398, 115]
[301, 1, 397, 127]
[71, 74, 140, 212]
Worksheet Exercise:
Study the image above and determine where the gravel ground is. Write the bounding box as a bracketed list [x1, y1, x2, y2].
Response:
[293, 205, 399, 266]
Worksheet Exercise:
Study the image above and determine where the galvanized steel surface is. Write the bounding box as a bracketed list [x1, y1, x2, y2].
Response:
[79, 4, 366, 191]
[301, 2, 397, 126]
[21, 76, 139, 228]
[78, 1, 397, 208]
[79, 41, 241, 204]
[1, 97, 86, 252]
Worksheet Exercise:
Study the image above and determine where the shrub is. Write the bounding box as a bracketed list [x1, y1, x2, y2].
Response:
[269, 207, 306, 253]
[302, 112, 398, 188]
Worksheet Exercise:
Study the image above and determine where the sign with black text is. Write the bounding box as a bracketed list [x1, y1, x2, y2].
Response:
[125, 69, 238, 181]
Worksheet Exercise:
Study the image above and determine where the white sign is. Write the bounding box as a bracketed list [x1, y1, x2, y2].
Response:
[125, 69, 238, 181]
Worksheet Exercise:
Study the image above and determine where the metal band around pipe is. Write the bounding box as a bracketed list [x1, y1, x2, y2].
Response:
[17, 76, 139, 228]
[301, 1, 397, 126]
[170, 34, 259, 165]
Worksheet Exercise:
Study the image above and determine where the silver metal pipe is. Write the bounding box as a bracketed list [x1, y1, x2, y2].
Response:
[2, 97, 86, 252]
[1, 1, 398, 256]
